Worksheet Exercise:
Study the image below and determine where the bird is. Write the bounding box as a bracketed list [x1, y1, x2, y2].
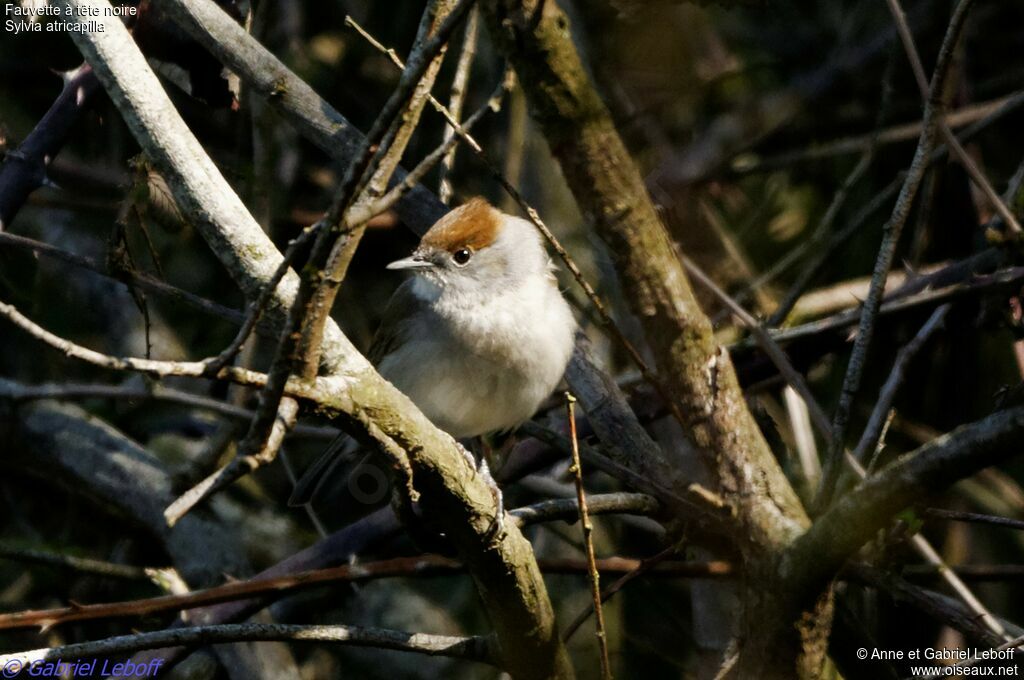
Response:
[289, 197, 577, 509]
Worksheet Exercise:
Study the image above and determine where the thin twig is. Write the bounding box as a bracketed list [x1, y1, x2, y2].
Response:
[347, 14, 694, 438]
[907, 533, 1008, 640]
[851, 304, 950, 464]
[761, 266, 1024, 346]
[204, 225, 320, 374]
[731, 91, 1023, 174]
[0, 543, 151, 581]
[0, 230, 244, 325]
[438, 5, 479, 204]
[163, 398, 299, 526]
[924, 508, 1024, 532]
[0, 623, 495, 668]
[816, 0, 975, 510]
[735, 151, 873, 320]
[566, 392, 613, 679]
[0, 550, 716, 633]
[682, 256, 829, 432]
[884, 0, 1022, 234]
[0, 380, 337, 440]
[354, 75, 511, 225]
[561, 546, 676, 643]
[0, 299, 268, 386]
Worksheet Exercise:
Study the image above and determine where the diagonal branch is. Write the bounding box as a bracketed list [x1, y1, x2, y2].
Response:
[789, 405, 1024, 600]
[884, 0, 1022, 234]
[55, 3, 572, 677]
[481, 0, 808, 560]
[815, 0, 976, 510]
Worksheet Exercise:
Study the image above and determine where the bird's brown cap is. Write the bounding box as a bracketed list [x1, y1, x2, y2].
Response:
[420, 197, 502, 253]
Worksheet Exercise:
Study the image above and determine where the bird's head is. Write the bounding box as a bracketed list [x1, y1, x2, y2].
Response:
[387, 197, 551, 297]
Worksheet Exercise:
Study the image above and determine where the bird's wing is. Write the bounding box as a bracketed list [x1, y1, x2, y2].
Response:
[366, 278, 430, 366]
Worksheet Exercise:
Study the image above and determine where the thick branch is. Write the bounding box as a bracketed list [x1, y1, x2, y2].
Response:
[0, 64, 101, 230]
[789, 405, 1024, 600]
[160, 0, 446, 234]
[482, 0, 808, 562]
[57, 4, 571, 677]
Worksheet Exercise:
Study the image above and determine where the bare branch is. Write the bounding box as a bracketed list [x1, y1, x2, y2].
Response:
[884, 0, 1022, 234]
[565, 393, 612, 679]
[816, 0, 976, 509]
[0, 623, 495, 669]
[852, 304, 950, 466]
[790, 405, 1024, 600]
[0, 64, 101, 230]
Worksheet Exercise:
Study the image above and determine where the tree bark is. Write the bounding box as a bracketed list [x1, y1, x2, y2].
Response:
[481, 1, 824, 676]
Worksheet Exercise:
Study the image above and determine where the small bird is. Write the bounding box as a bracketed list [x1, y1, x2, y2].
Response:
[290, 197, 577, 506]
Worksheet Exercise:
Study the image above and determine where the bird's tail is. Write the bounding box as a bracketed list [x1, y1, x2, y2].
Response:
[288, 433, 359, 506]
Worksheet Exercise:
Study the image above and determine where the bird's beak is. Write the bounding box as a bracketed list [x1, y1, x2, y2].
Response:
[386, 254, 433, 271]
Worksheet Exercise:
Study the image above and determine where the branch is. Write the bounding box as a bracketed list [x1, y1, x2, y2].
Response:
[564, 394, 612, 679]
[160, 0, 446, 233]
[0, 64, 101, 230]
[852, 305, 949, 466]
[2, 391, 248, 587]
[0, 623, 495, 669]
[0, 230, 244, 325]
[816, 0, 977, 509]
[482, 0, 809, 568]
[789, 405, 1024, 599]
[511, 493, 660, 527]
[884, 0, 1022, 234]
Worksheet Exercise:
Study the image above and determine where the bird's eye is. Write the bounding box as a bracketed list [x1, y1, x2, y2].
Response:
[452, 248, 472, 266]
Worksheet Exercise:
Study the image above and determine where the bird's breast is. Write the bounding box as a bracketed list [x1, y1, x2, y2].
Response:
[378, 276, 575, 438]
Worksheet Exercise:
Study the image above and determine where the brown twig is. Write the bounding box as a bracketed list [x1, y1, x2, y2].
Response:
[565, 392, 613, 680]
[561, 547, 677, 643]
[0, 551, 725, 632]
